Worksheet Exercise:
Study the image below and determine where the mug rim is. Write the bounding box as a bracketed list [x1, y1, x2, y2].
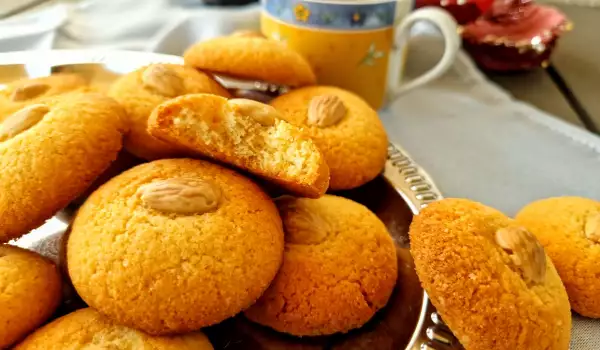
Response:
[262, 0, 413, 31]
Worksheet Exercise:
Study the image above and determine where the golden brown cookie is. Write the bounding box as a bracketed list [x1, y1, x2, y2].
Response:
[516, 196, 600, 318]
[14, 308, 213, 350]
[148, 94, 329, 198]
[0, 73, 88, 121]
[0, 245, 62, 348]
[67, 158, 284, 335]
[245, 195, 397, 336]
[183, 37, 316, 88]
[0, 93, 127, 243]
[270, 86, 388, 190]
[410, 198, 571, 350]
[108, 63, 231, 160]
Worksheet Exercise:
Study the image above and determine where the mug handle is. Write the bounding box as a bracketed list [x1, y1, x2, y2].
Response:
[387, 7, 460, 99]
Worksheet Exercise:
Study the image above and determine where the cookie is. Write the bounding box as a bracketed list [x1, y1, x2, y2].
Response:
[14, 308, 213, 350]
[108, 63, 231, 160]
[270, 86, 388, 190]
[516, 196, 600, 318]
[410, 198, 571, 350]
[0, 73, 87, 121]
[245, 195, 397, 336]
[148, 94, 330, 198]
[67, 158, 284, 335]
[0, 93, 127, 243]
[0, 245, 62, 348]
[183, 36, 316, 88]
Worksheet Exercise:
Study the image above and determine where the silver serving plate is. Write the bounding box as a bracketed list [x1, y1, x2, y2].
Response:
[1, 50, 462, 350]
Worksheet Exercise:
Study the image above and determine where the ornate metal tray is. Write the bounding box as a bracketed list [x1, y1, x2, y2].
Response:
[1, 50, 462, 350]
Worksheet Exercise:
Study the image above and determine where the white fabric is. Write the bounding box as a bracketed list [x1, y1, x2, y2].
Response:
[2, 1, 600, 348]
[0, 3, 67, 51]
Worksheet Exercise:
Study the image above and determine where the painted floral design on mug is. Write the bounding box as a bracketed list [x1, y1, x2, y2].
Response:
[359, 43, 386, 66]
[263, 0, 397, 30]
[294, 4, 311, 22]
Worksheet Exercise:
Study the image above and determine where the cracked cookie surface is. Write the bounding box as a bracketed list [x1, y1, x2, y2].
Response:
[0, 245, 62, 349]
[14, 308, 214, 350]
[245, 195, 397, 336]
[67, 158, 284, 335]
[0, 93, 127, 243]
[410, 198, 571, 350]
[516, 196, 600, 318]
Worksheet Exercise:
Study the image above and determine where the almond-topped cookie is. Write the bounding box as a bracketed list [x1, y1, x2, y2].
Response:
[270, 86, 388, 190]
[409, 198, 571, 350]
[14, 308, 214, 350]
[108, 63, 231, 160]
[0, 73, 88, 121]
[0, 245, 62, 349]
[184, 36, 316, 89]
[245, 195, 397, 336]
[148, 94, 329, 198]
[516, 196, 600, 318]
[0, 93, 127, 243]
[67, 159, 284, 335]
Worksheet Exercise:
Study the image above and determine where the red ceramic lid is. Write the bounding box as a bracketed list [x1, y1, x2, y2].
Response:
[462, 4, 570, 47]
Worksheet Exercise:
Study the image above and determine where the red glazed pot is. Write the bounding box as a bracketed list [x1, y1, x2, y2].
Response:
[461, 4, 571, 71]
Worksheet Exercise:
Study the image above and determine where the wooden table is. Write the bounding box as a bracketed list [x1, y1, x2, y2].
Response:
[488, 3, 600, 134]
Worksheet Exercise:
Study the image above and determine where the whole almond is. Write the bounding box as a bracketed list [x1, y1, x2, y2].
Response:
[142, 64, 184, 97]
[495, 226, 546, 285]
[585, 213, 600, 243]
[0, 104, 49, 142]
[277, 197, 329, 245]
[10, 82, 50, 101]
[225, 99, 279, 126]
[137, 178, 221, 215]
[307, 95, 347, 128]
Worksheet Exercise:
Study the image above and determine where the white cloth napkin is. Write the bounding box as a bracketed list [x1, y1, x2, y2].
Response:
[381, 34, 600, 216]
[0, 3, 67, 52]
[3, 2, 600, 348]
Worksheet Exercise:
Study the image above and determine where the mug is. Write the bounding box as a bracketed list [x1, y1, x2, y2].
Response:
[260, 0, 460, 109]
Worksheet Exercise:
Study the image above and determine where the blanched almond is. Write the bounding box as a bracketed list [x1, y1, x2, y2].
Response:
[0, 104, 49, 142]
[137, 178, 221, 215]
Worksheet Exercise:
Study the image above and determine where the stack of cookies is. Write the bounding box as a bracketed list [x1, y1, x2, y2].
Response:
[2, 30, 597, 350]
[0, 31, 398, 348]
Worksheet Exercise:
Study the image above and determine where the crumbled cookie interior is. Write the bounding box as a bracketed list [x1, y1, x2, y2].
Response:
[172, 105, 321, 181]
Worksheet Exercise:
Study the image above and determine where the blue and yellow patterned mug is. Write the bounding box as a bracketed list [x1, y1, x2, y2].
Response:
[261, 0, 460, 109]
